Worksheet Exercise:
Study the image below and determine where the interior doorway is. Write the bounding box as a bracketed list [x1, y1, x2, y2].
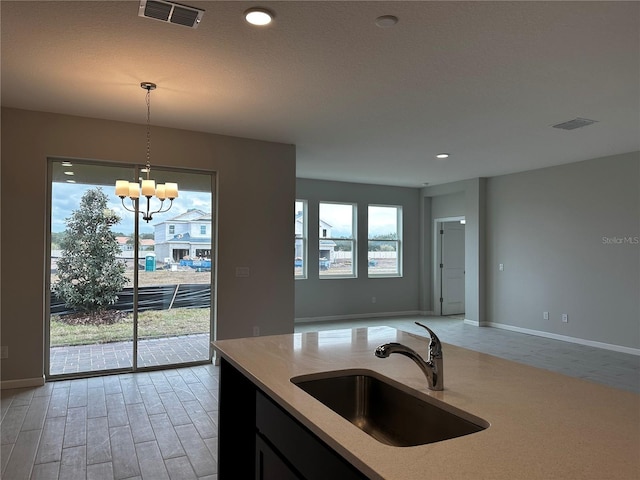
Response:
[434, 218, 465, 316]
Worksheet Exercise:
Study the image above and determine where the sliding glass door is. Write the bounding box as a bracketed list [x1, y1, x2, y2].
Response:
[135, 169, 213, 368]
[47, 159, 214, 378]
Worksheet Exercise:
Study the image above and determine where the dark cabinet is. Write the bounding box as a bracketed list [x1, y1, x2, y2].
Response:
[218, 358, 368, 480]
[256, 434, 302, 480]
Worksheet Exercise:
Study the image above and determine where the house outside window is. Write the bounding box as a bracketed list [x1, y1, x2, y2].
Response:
[154, 209, 212, 263]
[368, 205, 402, 277]
[294, 200, 307, 278]
[319, 202, 356, 278]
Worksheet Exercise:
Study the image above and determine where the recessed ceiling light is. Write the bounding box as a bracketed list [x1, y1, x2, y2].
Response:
[436, 153, 450, 159]
[245, 7, 273, 26]
[64, 171, 75, 175]
[375, 15, 398, 28]
[66, 180, 76, 184]
[61, 161, 73, 167]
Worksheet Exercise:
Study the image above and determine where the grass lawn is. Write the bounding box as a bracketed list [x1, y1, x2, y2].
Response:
[50, 308, 210, 346]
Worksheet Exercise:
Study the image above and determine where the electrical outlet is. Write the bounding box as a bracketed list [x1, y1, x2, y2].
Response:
[0, 346, 8, 359]
[499, 263, 504, 271]
[543, 311, 549, 320]
[252, 326, 260, 336]
[371, 296, 377, 304]
[562, 314, 568, 323]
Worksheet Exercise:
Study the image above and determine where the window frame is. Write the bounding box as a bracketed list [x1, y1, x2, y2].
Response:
[367, 204, 402, 278]
[294, 200, 308, 279]
[319, 201, 357, 279]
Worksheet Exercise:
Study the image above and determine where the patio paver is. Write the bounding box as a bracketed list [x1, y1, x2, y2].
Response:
[49, 334, 211, 376]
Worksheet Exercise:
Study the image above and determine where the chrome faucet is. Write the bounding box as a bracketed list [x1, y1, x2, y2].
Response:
[375, 322, 443, 391]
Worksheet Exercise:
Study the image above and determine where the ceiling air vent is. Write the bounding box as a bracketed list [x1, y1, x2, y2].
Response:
[139, 0, 204, 28]
[551, 118, 598, 131]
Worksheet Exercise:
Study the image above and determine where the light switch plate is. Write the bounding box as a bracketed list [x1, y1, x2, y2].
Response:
[235, 267, 250, 277]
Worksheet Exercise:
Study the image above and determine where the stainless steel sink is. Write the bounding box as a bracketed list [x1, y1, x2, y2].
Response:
[291, 369, 489, 447]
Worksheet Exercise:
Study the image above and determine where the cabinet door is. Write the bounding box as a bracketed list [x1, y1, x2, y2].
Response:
[256, 434, 302, 480]
[219, 358, 257, 479]
[256, 390, 368, 480]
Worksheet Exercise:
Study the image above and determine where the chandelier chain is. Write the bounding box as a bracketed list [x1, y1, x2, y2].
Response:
[115, 81, 176, 223]
[145, 87, 151, 169]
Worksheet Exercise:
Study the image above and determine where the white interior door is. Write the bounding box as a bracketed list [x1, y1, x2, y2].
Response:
[440, 221, 465, 315]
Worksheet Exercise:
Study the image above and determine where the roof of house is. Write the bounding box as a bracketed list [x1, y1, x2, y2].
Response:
[115, 236, 128, 245]
[296, 212, 333, 228]
[115, 236, 155, 246]
[166, 232, 212, 243]
[155, 208, 211, 225]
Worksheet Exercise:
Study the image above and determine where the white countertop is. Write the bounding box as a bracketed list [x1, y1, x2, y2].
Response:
[213, 326, 640, 480]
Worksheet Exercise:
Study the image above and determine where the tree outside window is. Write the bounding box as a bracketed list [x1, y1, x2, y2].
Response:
[52, 187, 129, 323]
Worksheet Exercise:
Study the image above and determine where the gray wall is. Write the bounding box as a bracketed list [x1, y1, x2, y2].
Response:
[486, 152, 639, 349]
[295, 179, 422, 320]
[1, 107, 296, 384]
[432, 192, 465, 220]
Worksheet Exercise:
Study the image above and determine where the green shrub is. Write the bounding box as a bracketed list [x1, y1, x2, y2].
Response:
[52, 188, 129, 316]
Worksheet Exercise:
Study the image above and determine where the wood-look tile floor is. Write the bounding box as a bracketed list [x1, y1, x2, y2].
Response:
[1, 365, 219, 480]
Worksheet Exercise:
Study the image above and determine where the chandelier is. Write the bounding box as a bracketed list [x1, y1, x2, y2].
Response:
[115, 82, 178, 222]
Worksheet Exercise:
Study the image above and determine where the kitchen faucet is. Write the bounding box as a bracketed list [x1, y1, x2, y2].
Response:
[375, 322, 443, 391]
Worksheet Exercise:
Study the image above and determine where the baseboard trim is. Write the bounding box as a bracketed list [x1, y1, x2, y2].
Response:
[487, 322, 640, 356]
[295, 310, 424, 324]
[1, 376, 45, 390]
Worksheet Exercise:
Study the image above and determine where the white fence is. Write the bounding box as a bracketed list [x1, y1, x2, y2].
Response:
[331, 251, 397, 261]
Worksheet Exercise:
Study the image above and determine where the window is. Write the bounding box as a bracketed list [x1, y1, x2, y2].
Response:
[294, 200, 307, 278]
[368, 205, 402, 277]
[169, 225, 175, 235]
[200, 225, 206, 235]
[319, 202, 356, 277]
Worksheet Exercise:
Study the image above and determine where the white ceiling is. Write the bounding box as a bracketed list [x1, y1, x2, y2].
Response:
[2, 1, 638, 187]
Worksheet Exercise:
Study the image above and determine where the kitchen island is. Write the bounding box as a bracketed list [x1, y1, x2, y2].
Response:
[212, 326, 639, 479]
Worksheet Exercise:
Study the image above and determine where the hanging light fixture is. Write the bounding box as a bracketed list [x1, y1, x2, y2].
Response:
[115, 82, 178, 222]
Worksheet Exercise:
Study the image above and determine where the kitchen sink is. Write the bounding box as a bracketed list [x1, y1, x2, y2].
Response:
[291, 369, 489, 447]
